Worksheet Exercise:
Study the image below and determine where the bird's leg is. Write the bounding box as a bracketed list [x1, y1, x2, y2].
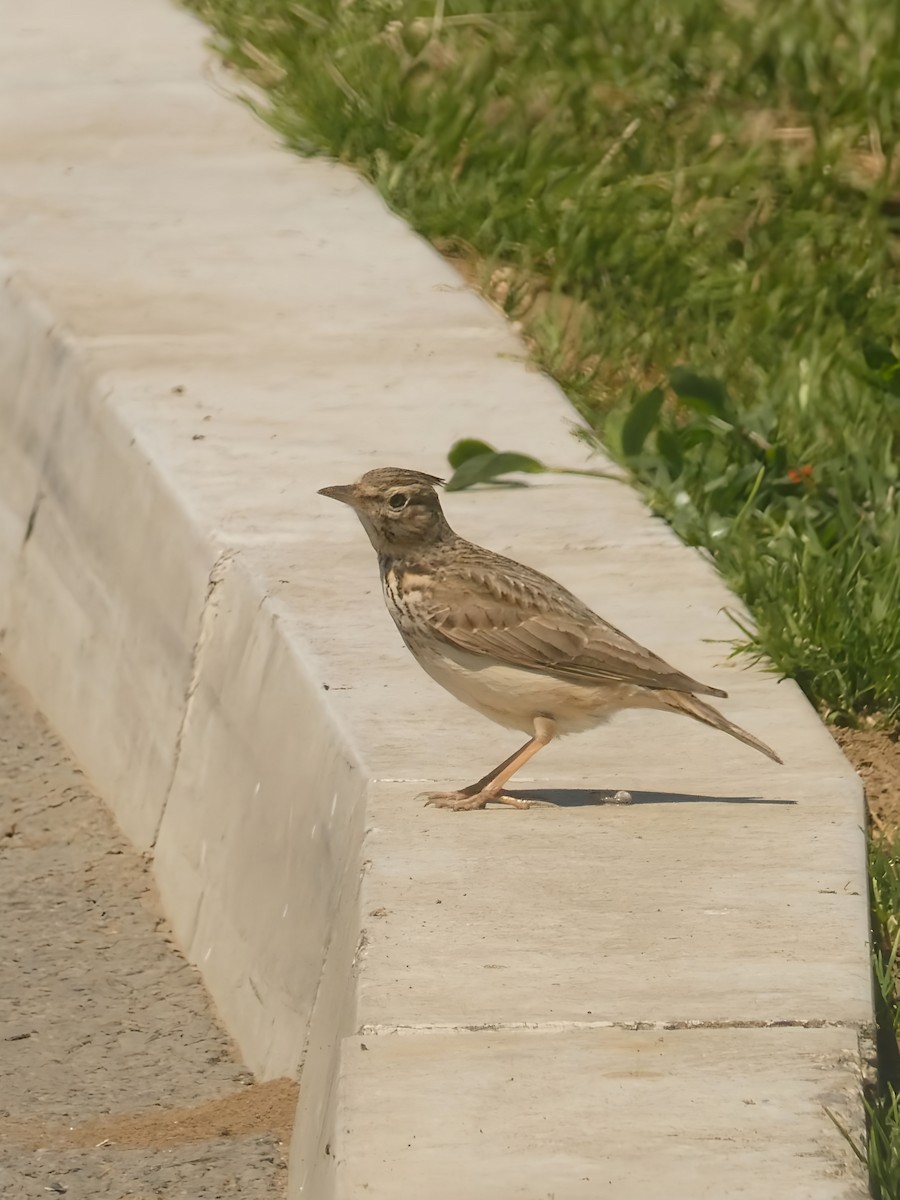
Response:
[480, 716, 556, 807]
[420, 735, 536, 807]
[422, 738, 536, 810]
[456, 740, 540, 796]
[423, 717, 556, 811]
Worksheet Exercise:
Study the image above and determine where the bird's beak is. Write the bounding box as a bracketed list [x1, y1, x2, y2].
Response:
[318, 483, 359, 507]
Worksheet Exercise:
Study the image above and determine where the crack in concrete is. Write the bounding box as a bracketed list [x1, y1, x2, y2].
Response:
[21, 490, 42, 547]
[150, 548, 237, 852]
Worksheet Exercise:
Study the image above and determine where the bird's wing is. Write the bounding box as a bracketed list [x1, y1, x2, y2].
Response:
[416, 555, 725, 699]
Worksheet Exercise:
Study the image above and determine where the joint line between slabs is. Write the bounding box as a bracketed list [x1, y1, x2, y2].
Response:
[356, 1017, 870, 1037]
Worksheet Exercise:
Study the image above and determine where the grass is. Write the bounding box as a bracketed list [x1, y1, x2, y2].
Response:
[185, 0, 900, 1183]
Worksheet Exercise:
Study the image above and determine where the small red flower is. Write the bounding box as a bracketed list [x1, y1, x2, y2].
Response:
[787, 464, 814, 485]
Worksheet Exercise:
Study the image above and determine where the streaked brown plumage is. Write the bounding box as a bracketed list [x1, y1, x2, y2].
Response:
[319, 467, 781, 810]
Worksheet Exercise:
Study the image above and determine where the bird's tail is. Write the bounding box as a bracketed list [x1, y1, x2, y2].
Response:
[656, 689, 783, 764]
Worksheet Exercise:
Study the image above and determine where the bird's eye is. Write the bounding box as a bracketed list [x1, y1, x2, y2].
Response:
[389, 492, 408, 510]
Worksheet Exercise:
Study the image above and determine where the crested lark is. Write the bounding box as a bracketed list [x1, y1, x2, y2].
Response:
[319, 467, 781, 810]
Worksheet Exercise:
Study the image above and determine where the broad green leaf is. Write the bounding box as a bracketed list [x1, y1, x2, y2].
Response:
[669, 367, 732, 419]
[447, 438, 496, 468]
[679, 427, 714, 451]
[621, 386, 664, 457]
[656, 428, 684, 478]
[862, 341, 899, 373]
[861, 342, 900, 396]
[445, 450, 547, 491]
[706, 513, 731, 540]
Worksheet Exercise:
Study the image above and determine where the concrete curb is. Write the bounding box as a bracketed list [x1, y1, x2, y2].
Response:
[0, 0, 872, 1195]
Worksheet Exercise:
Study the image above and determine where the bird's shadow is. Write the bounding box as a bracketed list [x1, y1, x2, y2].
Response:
[508, 788, 796, 808]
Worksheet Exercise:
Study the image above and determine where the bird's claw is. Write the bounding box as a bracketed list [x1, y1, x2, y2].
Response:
[419, 790, 552, 811]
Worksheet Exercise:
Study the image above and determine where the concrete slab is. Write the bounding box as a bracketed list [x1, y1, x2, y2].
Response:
[153, 553, 367, 1079]
[335, 1026, 866, 1199]
[357, 775, 869, 1033]
[0, 273, 217, 849]
[0, 278, 80, 626]
[0, 0, 873, 1196]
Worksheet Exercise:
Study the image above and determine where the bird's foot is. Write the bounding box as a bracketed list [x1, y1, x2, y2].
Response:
[421, 790, 489, 811]
[420, 789, 550, 811]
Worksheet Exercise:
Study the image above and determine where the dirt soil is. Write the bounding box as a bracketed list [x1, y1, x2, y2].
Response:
[832, 725, 900, 834]
[0, 665, 297, 1198]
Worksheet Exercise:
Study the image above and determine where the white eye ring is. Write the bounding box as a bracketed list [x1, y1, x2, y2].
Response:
[389, 492, 409, 510]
